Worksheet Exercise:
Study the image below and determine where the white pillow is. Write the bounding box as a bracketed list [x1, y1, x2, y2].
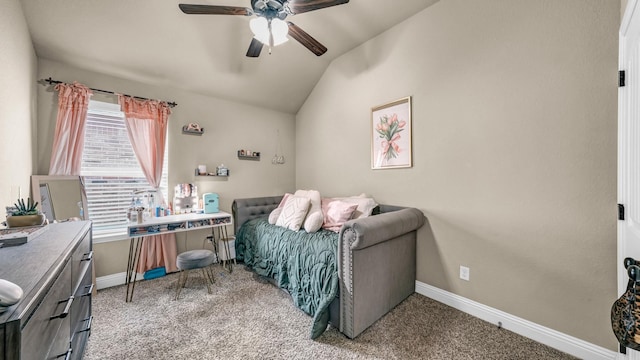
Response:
[334, 195, 378, 219]
[275, 196, 311, 231]
[268, 193, 292, 224]
[268, 207, 282, 224]
[304, 212, 324, 233]
[294, 189, 322, 233]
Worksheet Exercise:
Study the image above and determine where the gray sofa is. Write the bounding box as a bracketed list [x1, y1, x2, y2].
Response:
[232, 196, 425, 339]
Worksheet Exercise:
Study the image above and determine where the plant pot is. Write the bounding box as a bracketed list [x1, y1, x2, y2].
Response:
[6, 214, 46, 228]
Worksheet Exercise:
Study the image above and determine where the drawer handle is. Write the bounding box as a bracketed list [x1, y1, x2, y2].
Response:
[81, 283, 94, 297]
[81, 251, 93, 262]
[58, 348, 73, 360]
[50, 296, 74, 320]
[78, 315, 93, 334]
[55, 347, 72, 360]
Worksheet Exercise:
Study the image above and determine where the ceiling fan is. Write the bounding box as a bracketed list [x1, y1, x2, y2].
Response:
[179, 0, 349, 57]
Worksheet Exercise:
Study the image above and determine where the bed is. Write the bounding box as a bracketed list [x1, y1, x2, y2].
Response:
[232, 195, 425, 339]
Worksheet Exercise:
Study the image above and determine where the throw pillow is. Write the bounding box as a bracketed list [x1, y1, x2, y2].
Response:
[275, 196, 311, 231]
[268, 193, 292, 225]
[321, 199, 358, 232]
[333, 195, 378, 219]
[268, 207, 283, 224]
[305, 211, 324, 233]
[293, 189, 322, 233]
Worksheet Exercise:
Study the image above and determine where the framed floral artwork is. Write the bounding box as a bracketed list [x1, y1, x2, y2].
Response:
[371, 96, 412, 169]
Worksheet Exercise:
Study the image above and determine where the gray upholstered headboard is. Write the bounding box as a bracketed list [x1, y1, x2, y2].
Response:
[232, 195, 283, 233]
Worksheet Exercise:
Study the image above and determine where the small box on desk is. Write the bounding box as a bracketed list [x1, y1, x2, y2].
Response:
[203, 193, 219, 214]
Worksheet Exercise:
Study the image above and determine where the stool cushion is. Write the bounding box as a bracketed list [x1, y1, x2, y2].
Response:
[176, 249, 215, 270]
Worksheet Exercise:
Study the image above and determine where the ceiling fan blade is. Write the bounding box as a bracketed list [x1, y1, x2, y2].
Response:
[246, 38, 264, 57]
[178, 4, 251, 16]
[286, 0, 349, 15]
[287, 22, 327, 56]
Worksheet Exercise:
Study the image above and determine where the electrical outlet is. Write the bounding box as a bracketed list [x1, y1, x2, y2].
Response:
[460, 266, 470, 281]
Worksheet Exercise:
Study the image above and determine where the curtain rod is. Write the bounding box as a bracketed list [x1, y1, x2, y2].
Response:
[41, 77, 178, 108]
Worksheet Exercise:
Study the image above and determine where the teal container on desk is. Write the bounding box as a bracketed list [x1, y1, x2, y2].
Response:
[203, 193, 219, 213]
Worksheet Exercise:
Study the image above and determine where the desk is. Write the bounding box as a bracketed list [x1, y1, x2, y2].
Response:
[125, 212, 233, 302]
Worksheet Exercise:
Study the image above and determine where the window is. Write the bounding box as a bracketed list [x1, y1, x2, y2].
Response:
[81, 100, 168, 238]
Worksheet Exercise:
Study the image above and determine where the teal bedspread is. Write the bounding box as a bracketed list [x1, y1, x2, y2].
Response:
[236, 217, 339, 339]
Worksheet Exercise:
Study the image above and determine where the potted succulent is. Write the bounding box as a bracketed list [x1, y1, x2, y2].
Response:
[6, 198, 45, 228]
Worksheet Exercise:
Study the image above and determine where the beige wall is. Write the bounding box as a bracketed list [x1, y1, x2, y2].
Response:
[0, 0, 38, 211]
[36, 58, 296, 277]
[296, 0, 618, 350]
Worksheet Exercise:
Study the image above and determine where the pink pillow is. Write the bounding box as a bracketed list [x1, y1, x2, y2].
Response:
[321, 199, 358, 232]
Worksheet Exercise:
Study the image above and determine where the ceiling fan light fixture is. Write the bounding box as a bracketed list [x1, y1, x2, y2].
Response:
[250, 17, 288, 46]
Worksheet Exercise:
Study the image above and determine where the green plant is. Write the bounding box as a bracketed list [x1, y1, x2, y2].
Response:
[9, 198, 40, 216]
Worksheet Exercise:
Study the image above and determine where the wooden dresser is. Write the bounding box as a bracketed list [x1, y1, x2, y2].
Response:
[0, 221, 93, 360]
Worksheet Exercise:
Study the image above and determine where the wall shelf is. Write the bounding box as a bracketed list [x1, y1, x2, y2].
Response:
[182, 125, 204, 136]
[196, 174, 228, 178]
[237, 150, 260, 161]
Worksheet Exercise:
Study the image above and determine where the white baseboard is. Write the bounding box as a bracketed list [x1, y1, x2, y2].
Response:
[96, 271, 143, 290]
[415, 281, 617, 360]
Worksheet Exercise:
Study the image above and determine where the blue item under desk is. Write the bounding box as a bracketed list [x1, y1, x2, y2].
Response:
[143, 266, 166, 280]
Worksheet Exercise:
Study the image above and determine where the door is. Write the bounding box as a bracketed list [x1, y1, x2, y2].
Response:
[620, 0, 640, 357]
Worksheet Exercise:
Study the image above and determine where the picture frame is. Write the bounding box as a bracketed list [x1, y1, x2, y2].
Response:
[371, 96, 412, 169]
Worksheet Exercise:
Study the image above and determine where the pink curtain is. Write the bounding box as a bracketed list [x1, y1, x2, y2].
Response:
[49, 82, 93, 175]
[118, 95, 177, 273]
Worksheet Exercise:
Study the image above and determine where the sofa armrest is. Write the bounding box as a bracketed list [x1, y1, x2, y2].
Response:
[340, 207, 425, 251]
[338, 207, 425, 338]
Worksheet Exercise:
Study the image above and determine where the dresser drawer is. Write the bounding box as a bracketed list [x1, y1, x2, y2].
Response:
[71, 267, 92, 336]
[21, 261, 72, 360]
[71, 231, 92, 294]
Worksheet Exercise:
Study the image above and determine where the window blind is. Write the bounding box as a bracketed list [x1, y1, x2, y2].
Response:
[81, 101, 168, 238]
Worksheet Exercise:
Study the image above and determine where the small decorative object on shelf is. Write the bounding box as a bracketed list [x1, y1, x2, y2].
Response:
[237, 150, 260, 160]
[182, 122, 204, 135]
[216, 164, 229, 176]
[194, 164, 229, 177]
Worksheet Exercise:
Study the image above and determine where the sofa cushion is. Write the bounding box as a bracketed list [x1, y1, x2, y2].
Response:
[276, 196, 311, 231]
[294, 189, 323, 233]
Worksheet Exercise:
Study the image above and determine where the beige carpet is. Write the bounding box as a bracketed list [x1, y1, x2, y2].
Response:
[84, 266, 576, 359]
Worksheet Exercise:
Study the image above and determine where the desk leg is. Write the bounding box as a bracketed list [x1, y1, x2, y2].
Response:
[125, 237, 135, 301]
[219, 226, 233, 273]
[125, 236, 143, 302]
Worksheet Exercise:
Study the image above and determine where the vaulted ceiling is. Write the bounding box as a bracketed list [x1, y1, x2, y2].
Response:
[20, 0, 438, 113]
